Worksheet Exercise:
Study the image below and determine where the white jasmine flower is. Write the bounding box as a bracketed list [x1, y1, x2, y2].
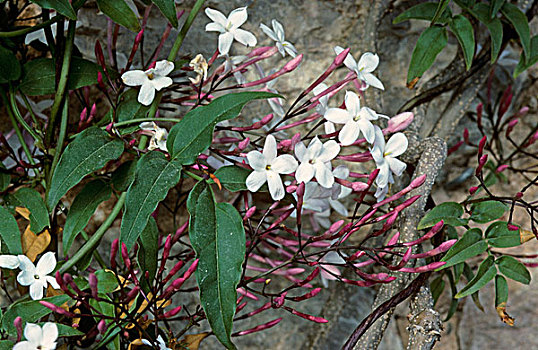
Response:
[294, 137, 340, 188]
[328, 165, 352, 216]
[189, 54, 208, 84]
[139, 122, 168, 152]
[246, 135, 298, 200]
[142, 335, 171, 350]
[13, 322, 58, 350]
[370, 126, 408, 189]
[0, 240, 20, 269]
[375, 184, 389, 201]
[334, 46, 384, 90]
[324, 91, 382, 145]
[260, 19, 297, 57]
[320, 251, 345, 287]
[313, 83, 335, 134]
[291, 182, 330, 217]
[17, 252, 60, 300]
[121, 60, 174, 106]
[265, 72, 285, 119]
[205, 7, 257, 55]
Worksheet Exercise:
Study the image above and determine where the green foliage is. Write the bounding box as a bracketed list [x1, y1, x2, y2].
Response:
[430, 275, 445, 305]
[47, 127, 124, 210]
[116, 89, 150, 122]
[7, 187, 49, 233]
[214, 165, 256, 192]
[431, 0, 451, 24]
[470, 200, 507, 223]
[418, 202, 467, 229]
[440, 228, 487, 269]
[0, 206, 22, 254]
[514, 35, 538, 77]
[393, 3, 452, 25]
[0, 46, 20, 83]
[151, 0, 178, 28]
[501, 3, 531, 60]
[455, 255, 496, 298]
[489, 0, 506, 19]
[96, 0, 140, 32]
[30, 0, 77, 20]
[485, 221, 520, 248]
[138, 217, 159, 291]
[94, 269, 120, 293]
[449, 15, 475, 70]
[187, 181, 246, 349]
[494, 275, 508, 307]
[469, 3, 503, 63]
[0, 341, 14, 349]
[2, 295, 70, 334]
[496, 256, 531, 284]
[111, 160, 138, 192]
[407, 26, 448, 85]
[0, 164, 9, 192]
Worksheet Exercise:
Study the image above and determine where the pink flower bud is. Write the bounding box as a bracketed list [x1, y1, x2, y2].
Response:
[89, 273, 98, 299]
[505, 118, 518, 137]
[238, 137, 250, 150]
[40, 301, 76, 317]
[233, 318, 283, 336]
[163, 305, 182, 318]
[515, 192, 523, 199]
[296, 267, 320, 286]
[329, 220, 344, 233]
[387, 112, 414, 132]
[163, 260, 185, 284]
[244, 206, 256, 221]
[290, 288, 322, 301]
[110, 238, 119, 269]
[496, 164, 509, 173]
[469, 186, 479, 195]
[410, 239, 456, 259]
[475, 154, 488, 175]
[517, 106, 529, 117]
[97, 319, 107, 334]
[105, 122, 113, 132]
[404, 220, 444, 246]
[463, 128, 469, 144]
[125, 286, 140, 303]
[525, 131, 538, 147]
[14, 316, 23, 342]
[248, 46, 274, 57]
[334, 48, 350, 66]
[135, 29, 144, 45]
[80, 108, 88, 122]
[508, 224, 519, 231]
[476, 103, 483, 128]
[273, 292, 287, 308]
[448, 140, 464, 156]
[498, 86, 512, 118]
[399, 261, 446, 273]
[121, 242, 131, 269]
[478, 135, 487, 156]
[285, 306, 328, 323]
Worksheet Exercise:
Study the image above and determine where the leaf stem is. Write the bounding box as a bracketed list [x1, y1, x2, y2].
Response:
[8, 90, 42, 143]
[48, 101, 69, 186]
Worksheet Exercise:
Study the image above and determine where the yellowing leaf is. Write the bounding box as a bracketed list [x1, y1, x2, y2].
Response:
[137, 292, 171, 314]
[179, 332, 210, 350]
[496, 303, 515, 326]
[15, 207, 31, 220]
[520, 229, 534, 244]
[22, 226, 51, 262]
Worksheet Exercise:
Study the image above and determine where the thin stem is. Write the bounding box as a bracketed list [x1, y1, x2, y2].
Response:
[0, 16, 60, 38]
[48, 100, 69, 185]
[20, 94, 40, 128]
[8, 90, 42, 143]
[78, 230, 107, 269]
[114, 117, 182, 128]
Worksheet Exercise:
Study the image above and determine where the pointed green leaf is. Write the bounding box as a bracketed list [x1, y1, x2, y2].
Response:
[116, 89, 150, 122]
[0, 46, 20, 83]
[96, 0, 140, 32]
[489, 0, 505, 19]
[486, 221, 520, 248]
[47, 127, 124, 210]
[407, 26, 448, 85]
[449, 15, 475, 70]
[167, 92, 280, 164]
[514, 35, 538, 77]
[418, 202, 467, 229]
[120, 151, 181, 251]
[455, 256, 496, 298]
[431, 0, 451, 24]
[0, 163, 9, 191]
[496, 256, 531, 284]
[2, 295, 70, 334]
[0, 206, 22, 254]
[138, 217, 159, 292]
[440, 228, 487, 269]
[63, 180, 112, 251]
[187, 181, 246, 349]
[0, 341, 14, 349]
[7, 188, 49, 233]
[213, 165, 267, 192]
[494, 275, 508, 307]
[111, 160, 138, 192]
[151, 0, 178, 28]
[470, 200, 507, 223]
[430, 276, 445, 305]
[393, 3, 452, 24]
[30, 0, 77, 20]
[501, 3, 531, 60]
[470, 3, 503, 63]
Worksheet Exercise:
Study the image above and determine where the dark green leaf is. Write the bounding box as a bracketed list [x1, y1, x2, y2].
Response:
[7, 187, 49, 233]
[470, 3, 504, 63]
[489, 0, 505, 19]
[455, 256, 496, 298]
[96, 0, 140, 32]
[47, 127, 124, 210]
[432, 0, 451, 24]
[214, 165, 253, 192]
[0, 163, 9, 191]
[514, 35, 538, 77]
[111, 160, 138, 192]
[449, 15, 475, 70]
[444, 270, 459, 321]
[0, 46, 20, 83]
[35, 323, 83, 337]
[407, 26, 448, 85]
[63, 180, 112, 251]
[471, 290, 484, 312]
[440, 228, 487, 269]
[494, 275, 508, 307]
[0, 206, 22, 254]
[138, 217, 159, 292]
[430, 275, 445, 305]
[453, 262, 464, 282]
[151, 0, 178, 28]
[486, 221, 520, 248]
[19, 57, 102, 96]
[94, 269, 119, 293]
[454, 0, 476, 8]
[393, 3, 452, 25]
[167, 92, 279, 164]
[30, 0, 77, 20]
[120, 151, 181, 251]
[496, 256, 531, 284]
[418, 202, 467, 229]
[2, 295, 70, 334]
[501, 3, 531, 60]
[470, 200, 507, 223]
[187, 181, 246, 349]
[116, 89, 150, 122]
[0, 341, 14, 349]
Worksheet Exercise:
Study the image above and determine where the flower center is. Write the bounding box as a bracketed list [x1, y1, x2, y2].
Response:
[34, 274, 40, 279]
[147, 72, 155, 80]
[265, 165, 271, 170]
[309, 159, 316, 164]
[226, 21, 233, 31]
[353, 113, 361, 122]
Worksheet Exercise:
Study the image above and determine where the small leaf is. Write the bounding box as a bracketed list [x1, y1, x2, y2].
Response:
[63, 180, 112, 251]
[94, 269, 119, 293]
[489, 0, 505, 19]
[47, 127, 124, 210]
[440, 228, 487, 269]
[454, 0, 476, 8]
[393, 3, 452, 24]
[514, 35, 538, 77]
[0, 341, 14, 349]
[138, 217, 159, 292]
[407, 26, 448, 85]
[449, 15, 475, 70]
[430, 276, 445, 305]
[96, 0, 141, 32]
[111, 160, 138, 192]
[2, 295, 70, 334]
[151, 0, 178, 28]
[179, 333, 210, 350]
[486, 221, 520, 248]
[431, 0, 451, 24]
[7, 188, 49, 233]
[167, 92, 279, 164]
[0, 163, 10, 191]
[455, 256, 496, 298]
[470, 3, 503, 63]
[22, 226, 51, 262]
[0, 46, 20, 83]
[120, 152, 181, 251]
[30, 0, 77, 20]
[496, 256, 531, 284]
[418, 202, 467, 229]
[470, 200, 507, 223]
[116, 89, 150, 123]
[0, 206, 22, 254]
[501, 3, 531, 60]
[213, 165, 251, 192]
[494, 275, 508, 307]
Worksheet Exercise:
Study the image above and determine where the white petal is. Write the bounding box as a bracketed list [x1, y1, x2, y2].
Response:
[260, 23, 277, 41]
[276, 42, 286, 57]
[305, 198, 329, 213]
[17, 270, 35, 286]
[233, 29, 257, 47]
[218, 32, 234, 55]
[246, 171, 267, 192]
[42, 322, 58, 346]
[305, 137, 323, 160]
[339, 121, 360, 146]
[325, 108, 351, 124]
[334, 46, 357, 71]
[295, 162, 315, 184]
[344, 91, 361, 116]
[333, 165, 349, 179]
[372, 125, 386, 151]
[294, 141, 307, 162]
[387, 157, 407, 177]
[358, 52, 379, 73]
[376, 163, 391, 188]
[13, 341, 33, 350]
[358, 118, 375, 144]
[205, 22, 225, 32]
[362, 72, 384, 90]
[247, 150, 266, 170]
[36, 252, 56, 276]
[283, 42, 298, 58]
[314, 162, 334, 188]
[329, 199, 348, 216]
[154, 60, 174, 76]
[121, 70, 147, 86]
[267, 170, 285, 200]
[313, 83, 328, 96]
[17, 255, 35, 273]
[337, 186, 352, 199]
[29, 280, 44, 300]
[375, 185, 389, 201]
[359, 107, 379, 121]
[228, 7, 248, 29]
[385, 133, 408, 157]
[24, 323, 43, 344]
[205, 8, 228, 27]
[0, 255, 20, 269]
[317, 140, 340, 163]
[139, 122, 157, 131]
[138, 83, 156, 106]
[46, 276, 60, 290]
[272, 19, 285, 42]
[324, 121, 335, 134]
[263, 135, 277, 161]
[370, 145, 384, 165]
[271, 155, 298, 174]
[150, 76, 173, 91]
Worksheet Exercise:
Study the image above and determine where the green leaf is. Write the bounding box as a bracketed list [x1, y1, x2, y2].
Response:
[138, 217, 159, 291]
[514, 35, 538, 77]
[111, 159, 138, 192]
[407, 26, 448, 85]
[0, 206, 22, 254]
[94, 269, 119, 293]
[393, 3, 452, 25]
[7, 187, 49, 233]
[501, 3, 531, 60]
[470, 200, 507, 223]
[120, 151, 181, 251]
[19, 57, 103, 96]
[0, 46, 20, 83]
[30, 0, 77, 20]
[432, 0, 451, 24]
[430, 275, 445, 305]
[214, 165, 254, 192]
[440, 228, 487, 269]
[151, 0, 178, 28]
[449, 15, 475, 70]
[116, 89, 150, 122]
[96, 0, 140, 32]
[454, 0, 476, 8]
[489, 0, 505, 19]
[47, 127, 124, 210]
[63, 180, 112, 251]
[418, 202, 467, 229]
[455, 256, 496, 298]
[2, 295, 70, 334]
[0, 341, 14, 349]
[187, 181, 246, 349]
[167, 92, 279, 164]
[494, 275, 508, 307]
[486, 221, 520, 248]
[470, 3, 504, 63]
[496, 256, 531, 284]
[0, 163, 10, 191]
